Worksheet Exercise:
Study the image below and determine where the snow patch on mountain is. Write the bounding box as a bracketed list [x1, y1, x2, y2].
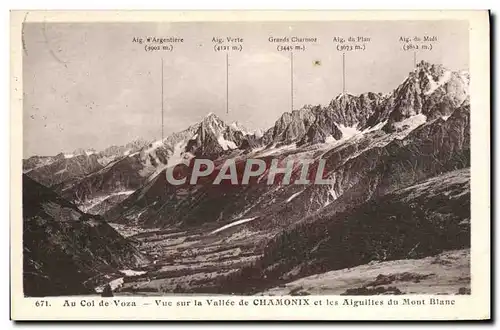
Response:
[145, 140, 165, 153]
[329, 186, 338, 200]
[336, 124, 361, 139]
[324, 135, 336, 144]
[78, 190, 135, 212]
[424, 70, 451, 96]
[323, 185, 338, 207]
[129, 151, 141, 157]
[210, 217, 258, 234]
[253, 128, 264, 138]
[364, 120, 388, 133]
[257, 143, 298, 157]
[322, 122, 371, 148]
[335, 92, 355, 100]
[119, 269, 147, 276]
[286, 190, 304, 203]
[217, 135, 238, 151]
[393, 114, 427, 131]
[54, 168, 67, 175]
[167, 140, 189, 167]
[458, 71, 470, 86]
[132, 209, 148, 222]
[230, 121, 249, 135]
[97, 155, 116, 166]
[95, 277, 124, 293]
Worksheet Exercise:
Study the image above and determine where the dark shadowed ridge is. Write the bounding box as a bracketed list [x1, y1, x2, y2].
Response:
[22, 175, 149, 297]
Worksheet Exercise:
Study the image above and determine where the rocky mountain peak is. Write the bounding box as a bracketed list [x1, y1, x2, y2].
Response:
[328, 91, 384, 128]
[230, 121, 249, 134]
[261, 61, 469, 146]
[198, 112, 227, 136]
[382, 61, 469, 132]
[182, 113, 247, 158]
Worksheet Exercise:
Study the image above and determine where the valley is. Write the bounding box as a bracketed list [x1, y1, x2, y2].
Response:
[107, 223, 272, 295]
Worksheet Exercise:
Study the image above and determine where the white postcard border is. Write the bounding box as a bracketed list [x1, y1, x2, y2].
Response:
[10, 10, 490, 321]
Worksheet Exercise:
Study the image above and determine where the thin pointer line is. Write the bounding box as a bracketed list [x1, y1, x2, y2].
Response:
[342, 53, 345, 94]
[291, 52, 294, 111]
[226, 53, 229, 114]
[161, 58, 164, 141]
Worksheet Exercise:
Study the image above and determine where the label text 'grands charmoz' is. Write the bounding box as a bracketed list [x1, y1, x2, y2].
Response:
[165, 158, 332, 186]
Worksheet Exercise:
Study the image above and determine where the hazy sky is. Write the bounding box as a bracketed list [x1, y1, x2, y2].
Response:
[23, 20, 469, 157]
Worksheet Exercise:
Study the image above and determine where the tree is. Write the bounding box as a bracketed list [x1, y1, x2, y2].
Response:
[101, 284, 113, 297]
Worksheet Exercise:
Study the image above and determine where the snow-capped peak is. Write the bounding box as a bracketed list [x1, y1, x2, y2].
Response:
[72, 148, 97, 157]
[335, 92, 347, 100]
[230, 121, 249, 135]
[200, 112, 227, 136]
[217, 135, 238, 151]
[423, 70, 451, 96]
[253, 128, 264, 138]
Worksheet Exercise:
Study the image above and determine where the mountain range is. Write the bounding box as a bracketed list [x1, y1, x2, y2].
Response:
[23, 61, 471, 295]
